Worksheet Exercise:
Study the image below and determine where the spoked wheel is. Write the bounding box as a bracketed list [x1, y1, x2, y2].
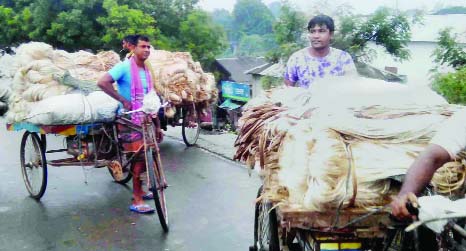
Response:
[181, 104, 200, 146]
[20, 131, 47, 200]
[251, 185, 280, 251]
[146, 147, 169, 232]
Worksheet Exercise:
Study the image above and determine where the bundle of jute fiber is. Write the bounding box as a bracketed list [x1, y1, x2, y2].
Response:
[147, 48, 217, 118]
[235, 87, 466, 215]
[5, 42, 120, 123]
[234, 103, 288, 167]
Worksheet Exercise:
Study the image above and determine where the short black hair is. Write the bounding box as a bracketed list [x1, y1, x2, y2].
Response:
[134, 35, 150, 45]
[123, 35, 137, 45]
[307, 15, 335, 32]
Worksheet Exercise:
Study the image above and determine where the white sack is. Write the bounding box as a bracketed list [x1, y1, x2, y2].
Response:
[26, 91, 118, 125]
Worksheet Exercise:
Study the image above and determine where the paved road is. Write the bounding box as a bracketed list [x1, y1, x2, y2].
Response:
[0, 119, 261, 251]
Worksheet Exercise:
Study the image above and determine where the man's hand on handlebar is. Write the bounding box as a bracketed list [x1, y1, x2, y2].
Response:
[391, 192, 419, 220]
[122, 100, 132, 111]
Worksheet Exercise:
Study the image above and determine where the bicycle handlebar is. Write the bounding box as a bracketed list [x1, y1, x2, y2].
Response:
[119, 102, 170, 116]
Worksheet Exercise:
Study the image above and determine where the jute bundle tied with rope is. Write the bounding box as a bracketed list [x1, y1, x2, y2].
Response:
[234, 87, 466, 214]
[4, 42, 120, 123]
[2, 42, 218, 123]
[147, 49, 218, 118]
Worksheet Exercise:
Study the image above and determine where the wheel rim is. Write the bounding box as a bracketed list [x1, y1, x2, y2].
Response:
[182, 107, 200, 146]
[20, 133, 45, 197]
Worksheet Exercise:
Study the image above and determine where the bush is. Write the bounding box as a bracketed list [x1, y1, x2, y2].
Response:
[432, 67, 466, 104]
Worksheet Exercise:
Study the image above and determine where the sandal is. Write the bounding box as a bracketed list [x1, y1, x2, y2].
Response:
[129, 204, 155, 214]
[142, 192, 154, 200]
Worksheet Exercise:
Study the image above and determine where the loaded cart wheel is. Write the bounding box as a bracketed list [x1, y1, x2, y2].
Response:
[20, 131, 47, 200]
[181, 103, 200, 147]
[250, 185, 280, 251]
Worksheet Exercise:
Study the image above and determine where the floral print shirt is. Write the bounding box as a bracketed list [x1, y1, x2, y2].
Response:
[284, 47, 357, 89]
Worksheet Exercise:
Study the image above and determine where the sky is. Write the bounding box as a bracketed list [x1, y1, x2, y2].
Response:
[198, 0, 466, 14]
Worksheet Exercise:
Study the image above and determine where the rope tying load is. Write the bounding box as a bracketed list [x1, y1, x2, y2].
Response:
[234, 85, 466, 214]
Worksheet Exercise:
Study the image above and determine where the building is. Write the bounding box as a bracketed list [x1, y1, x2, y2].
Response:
[212, 57, 267, 129]
[369, 14, 466, 86]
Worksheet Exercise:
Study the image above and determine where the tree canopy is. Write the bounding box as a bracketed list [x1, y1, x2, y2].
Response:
[232, 0, 275, 36]
[332, 8, 421, 63]
[0, 0, 226, 68]
[432, 28, 466, 70]
[431, 28, 466, 104]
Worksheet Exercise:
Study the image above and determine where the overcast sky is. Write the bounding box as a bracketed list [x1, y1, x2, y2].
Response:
[198, 0, 466, 14]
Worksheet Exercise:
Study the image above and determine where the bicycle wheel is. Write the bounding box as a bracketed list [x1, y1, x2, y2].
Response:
[181, 104, 200, 146]
[146, 147, 169, 232]
[20, 131, 47, 199]
[252, 185, 280, 251]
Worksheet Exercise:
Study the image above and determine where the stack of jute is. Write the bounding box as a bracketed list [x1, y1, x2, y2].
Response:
[2, 42, 218, 124]
[4, 42, 120, 124]
[234, 80, 466, 214]
[147, 49, 217, 118]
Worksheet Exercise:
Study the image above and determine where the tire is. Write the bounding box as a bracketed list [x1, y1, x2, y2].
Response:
[20, 131, 47, 200]
[181, 105, 200, 147]
[40, 134, 47, 150]
[253, 185, 280, 251]
[146, 147, 169, 232]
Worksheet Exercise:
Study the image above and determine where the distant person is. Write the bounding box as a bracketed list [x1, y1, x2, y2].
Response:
[284, 14, 357, 89]
[121, 35, 137, 59]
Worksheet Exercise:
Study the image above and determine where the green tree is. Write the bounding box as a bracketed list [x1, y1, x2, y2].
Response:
[212, 9, 237, 41]
[0, 0, 228, 69]
[232, 0, 275, 35]
[333, 8, 421, 63]
[97, 0, 159, 50]
[124, 0, 198, 38]
[431, 29, 466, 104]
[432, 67, 466, 104]
[432, 28, 466, 70]
[47, 9, 101, 50]
[236, 34, 277, 57]
[176, 10, 228, 67]
[266, 1, 306, 62]
[0, 6, 31, 47]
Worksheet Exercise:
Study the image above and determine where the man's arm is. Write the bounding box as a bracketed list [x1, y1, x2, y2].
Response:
[342, 52, 358, 76]
[391, 144, 451, 219]
[399, 144, 451, 195]
[97, 73, 132, 110]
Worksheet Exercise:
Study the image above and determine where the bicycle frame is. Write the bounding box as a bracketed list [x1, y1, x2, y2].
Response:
[116, 112, 167, 188]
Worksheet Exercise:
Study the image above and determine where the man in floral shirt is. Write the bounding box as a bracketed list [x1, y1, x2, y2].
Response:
[284, 15, 357, 88]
